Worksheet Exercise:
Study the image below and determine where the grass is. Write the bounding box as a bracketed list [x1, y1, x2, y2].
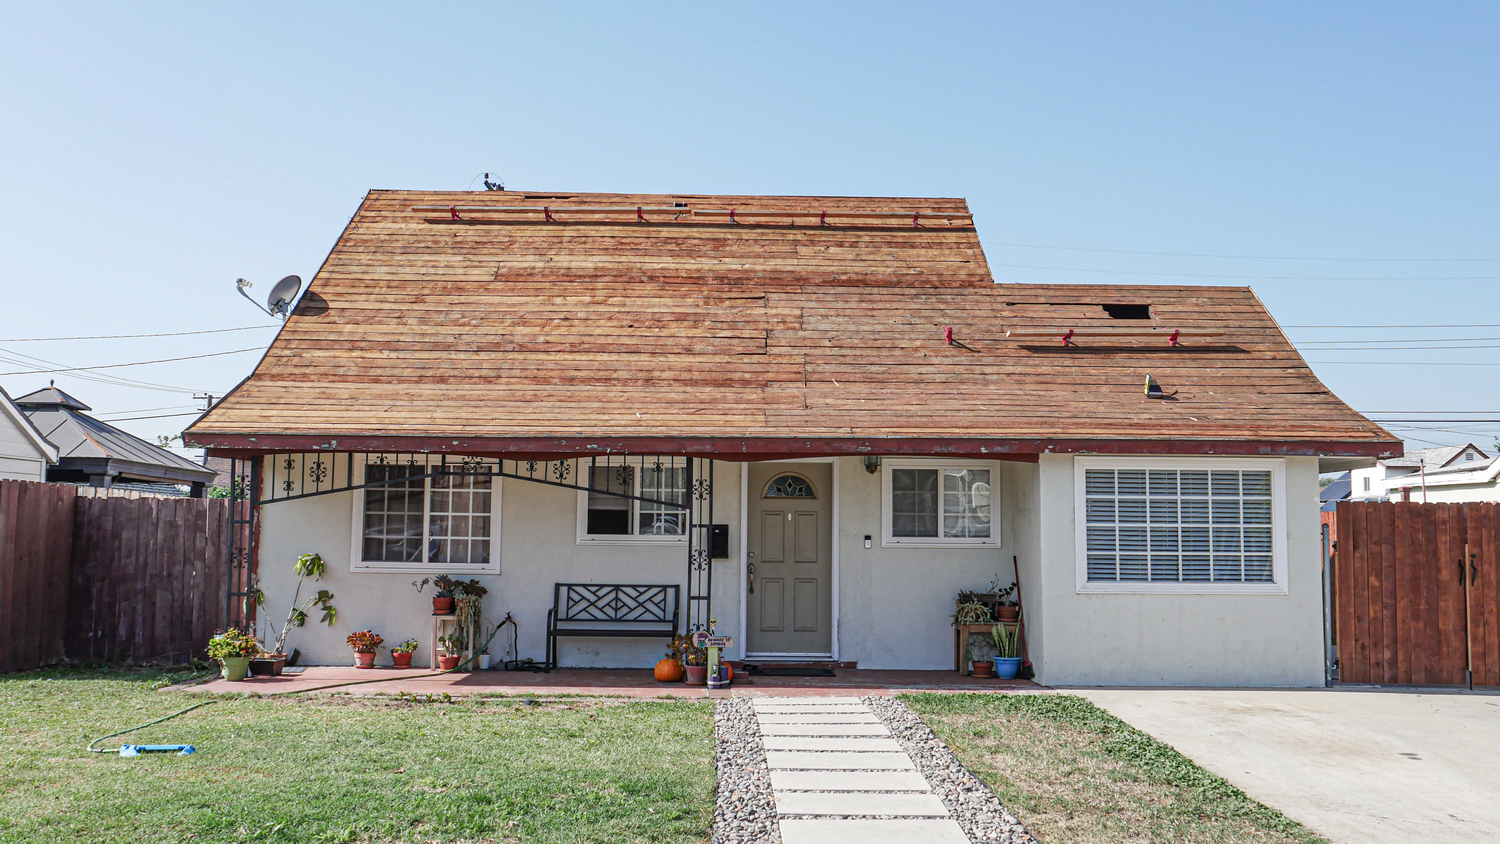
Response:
[902, 692, 1328, 844]
[0, 666, 714, 844]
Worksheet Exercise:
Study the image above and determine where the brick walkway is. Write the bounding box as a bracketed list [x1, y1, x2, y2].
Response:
[756, 696, 970, 843]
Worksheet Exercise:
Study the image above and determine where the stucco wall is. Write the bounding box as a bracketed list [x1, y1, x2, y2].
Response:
[256, 462, 743, 668]
[832, 457, 1025, 670]
[1031, 454, 1325, 687]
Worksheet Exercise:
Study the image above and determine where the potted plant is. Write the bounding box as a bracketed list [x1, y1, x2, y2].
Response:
[413, 575, 457, 614]
[391, 639, 419, 668]
[952, 598, 991, 626]
[347, 630, 384, 668]
[669, 633, 708, 685]
[437, 632, 464, 670]
[207, 628, 260, 681]
[994, 582, 1020, 623]
[992, 622, 1022, 679]
[251, 552, 337, 676]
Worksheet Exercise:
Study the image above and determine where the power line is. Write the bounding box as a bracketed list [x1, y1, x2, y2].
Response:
[1298, 336, 1500, 344]
[96, 411, 204, 422]
[0, 348, 208, 394]
[0, 347, 262, 377]
[1300, 345, 1500, 350]
[991, 262, 1500, 281]
[0, 325, 275, 342]
[990, 241, 1500, 262]
[1308, 361, 1500, 366]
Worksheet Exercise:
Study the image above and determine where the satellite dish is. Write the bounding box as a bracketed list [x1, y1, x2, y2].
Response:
[266, 275, 302, 317]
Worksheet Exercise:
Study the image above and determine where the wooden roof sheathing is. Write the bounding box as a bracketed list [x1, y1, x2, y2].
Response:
[185, 190, 1398, 459]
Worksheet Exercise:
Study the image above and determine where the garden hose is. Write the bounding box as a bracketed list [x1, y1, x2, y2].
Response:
[86, 699, 218, 755]
[86, 613, 518, 756]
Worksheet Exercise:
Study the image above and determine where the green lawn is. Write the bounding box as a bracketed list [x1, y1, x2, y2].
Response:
[0, 667, 714, 844]
[903, 692, 1328, 844]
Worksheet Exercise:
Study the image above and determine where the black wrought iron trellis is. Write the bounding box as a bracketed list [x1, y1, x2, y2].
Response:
[685, 457, 715, 634]
[225, 452, 716, 635]
[225, 457, 260, 631]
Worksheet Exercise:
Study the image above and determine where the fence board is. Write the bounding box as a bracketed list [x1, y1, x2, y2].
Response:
[0, 480, 77, 672]
[1334, 500, 1497, 686]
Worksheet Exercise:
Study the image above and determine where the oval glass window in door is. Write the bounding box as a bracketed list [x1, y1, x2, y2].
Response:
[763, 474, 816, 499]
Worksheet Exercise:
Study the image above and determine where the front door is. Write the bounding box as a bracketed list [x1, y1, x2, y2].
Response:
[746, 462, 832, 656]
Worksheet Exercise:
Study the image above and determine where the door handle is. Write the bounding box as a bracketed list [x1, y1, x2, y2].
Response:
[747, 563, 755, 594]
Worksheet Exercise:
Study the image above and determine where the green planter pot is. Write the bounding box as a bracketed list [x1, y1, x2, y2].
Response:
[219, 656, 251, 682]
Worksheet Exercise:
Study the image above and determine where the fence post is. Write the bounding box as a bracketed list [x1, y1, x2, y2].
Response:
[1322, 522, 1334, 686]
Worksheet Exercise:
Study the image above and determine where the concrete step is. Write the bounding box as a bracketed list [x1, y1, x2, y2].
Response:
[757, 713, 882, 724]
[775, 791, 950, 818]
[765, 751, 916, 771]
[762, 737, 904, 752]
[778, 818, 970, 844]
[770, 770, 932, 792]
[759, 723, 890, 737]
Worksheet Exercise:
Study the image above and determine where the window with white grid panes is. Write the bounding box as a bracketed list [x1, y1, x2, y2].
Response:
[1083, 467, 1274, 584]
[578, 458, 689, 542]
[882, 461, 998, 547]
[355, 462, 499, 573]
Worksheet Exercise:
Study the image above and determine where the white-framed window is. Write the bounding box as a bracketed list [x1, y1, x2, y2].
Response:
[1075, 457, 1287, 594]
[880, 459, 999, 547]
[350, 458, 501, 574]
[1363, 476, 1372, 492]
[576, 458, 690, 544]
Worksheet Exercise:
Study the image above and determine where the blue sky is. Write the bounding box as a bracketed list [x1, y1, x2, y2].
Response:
[2, 3, 1497, 452]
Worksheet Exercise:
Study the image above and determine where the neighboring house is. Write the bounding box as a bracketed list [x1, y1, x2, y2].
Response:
[0, 385, 58, 481]
[1320, 471, 1351, 514]
[16, 385, 217, 495]
[1350, 444, 1497, 503]
[183, 190, 1399, 687]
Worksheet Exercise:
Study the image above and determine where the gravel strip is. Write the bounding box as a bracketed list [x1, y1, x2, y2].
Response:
[865, 696, 1037, 843]
[712, 699, 780, 844]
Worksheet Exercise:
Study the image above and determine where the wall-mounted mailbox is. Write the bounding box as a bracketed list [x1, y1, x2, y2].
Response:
[711, 524, 730, 558]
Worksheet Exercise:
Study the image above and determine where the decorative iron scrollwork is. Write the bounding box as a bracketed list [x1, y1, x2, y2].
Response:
[282, 456, 296, 471]
[693, 478, 711, 500]
[553, 461, 571, 481]
[309, 460, 328, 484]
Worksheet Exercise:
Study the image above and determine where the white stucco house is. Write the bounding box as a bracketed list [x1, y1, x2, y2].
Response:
[0, 385, 57, 482]
[183, 190, 1399, 687]
[1349, 444, 1499, 503]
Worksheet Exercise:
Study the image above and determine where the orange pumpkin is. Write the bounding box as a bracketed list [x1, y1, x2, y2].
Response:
[654, 658, 685, 682]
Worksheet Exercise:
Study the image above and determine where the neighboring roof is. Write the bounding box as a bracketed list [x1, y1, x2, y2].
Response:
[1320, 472, 1351, 503]
[19, 388, 216, 484]
[1381, 443, 1487, 469]
[13, 385, 91, 411]
[0, 386, 59, 464]
[185, 189, 1400, 460]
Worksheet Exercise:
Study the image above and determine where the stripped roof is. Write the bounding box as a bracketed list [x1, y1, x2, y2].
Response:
[185, 190, 1399, 459]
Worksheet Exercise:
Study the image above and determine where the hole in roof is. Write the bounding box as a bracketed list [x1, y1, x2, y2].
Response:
[1103, 304, 1152, 320]
[523, 194, 574, 200]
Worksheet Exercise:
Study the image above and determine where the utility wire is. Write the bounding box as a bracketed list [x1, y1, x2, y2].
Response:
[1309, 361, 1500, 366]
[0, 347, 262, 377]
[991, 262, 1500, 281]
[1297, 336, 1500, 344]
[0, 325, 275, 342]
[990, 241, 1500, 262]
[96, 411, 204, 422]
[1286, 324, 1500, 328]
[0, 348, 207, 394]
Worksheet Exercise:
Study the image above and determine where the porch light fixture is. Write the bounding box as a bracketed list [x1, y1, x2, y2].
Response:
[864, 455, 881, 474]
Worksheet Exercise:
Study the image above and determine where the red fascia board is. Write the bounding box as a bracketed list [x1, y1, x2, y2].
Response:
[191, 434, 1400, 461]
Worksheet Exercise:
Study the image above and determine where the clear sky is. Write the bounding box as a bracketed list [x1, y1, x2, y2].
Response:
[3, 3, 1497, 454]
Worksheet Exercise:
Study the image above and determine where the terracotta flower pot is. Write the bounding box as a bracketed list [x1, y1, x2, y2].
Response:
[437, 654, 461, 670]
[654, 658, 685, 682]
[392, 651, 414, 668]
[683, 664, 708, 685]
[971, 660, 995, 679]
[432, 597, 455, 614]
[997, 606, 1020, 623]
[355, 651, 377, 668]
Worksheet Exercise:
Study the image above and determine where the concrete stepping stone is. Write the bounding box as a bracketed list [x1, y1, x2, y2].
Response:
[777, 818, 970, 844]
[759, 722, 889, 736]
[756, 713, 882, 724]
[769, 770, 932, 792]
[753, 696, 864, 705]
[774, 791, 950, 817]
[761, 736, 904, 751]
[764, 751, 916, 770]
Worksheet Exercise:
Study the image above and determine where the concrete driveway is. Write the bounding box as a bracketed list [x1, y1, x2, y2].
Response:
[1077, 688, 1500, 844]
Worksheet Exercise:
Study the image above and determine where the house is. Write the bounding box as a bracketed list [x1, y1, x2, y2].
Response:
[0, 385, 58, 481]
[16, 385, 217, 495]
[183, 190, 1399, 687]
[1319, 472, 1352, 513]
[1350, 444, 1497, 503]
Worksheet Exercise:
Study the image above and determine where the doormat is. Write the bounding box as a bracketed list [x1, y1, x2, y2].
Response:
[744, 665, 836, 677]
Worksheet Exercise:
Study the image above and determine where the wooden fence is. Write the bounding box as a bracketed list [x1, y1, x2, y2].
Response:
[0, 479, 239, 672]
[1334, 501, 1499, 686]
[0, 480, 78, 673]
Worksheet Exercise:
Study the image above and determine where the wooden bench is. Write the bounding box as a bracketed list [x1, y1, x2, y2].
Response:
[545, 583, 680, 670]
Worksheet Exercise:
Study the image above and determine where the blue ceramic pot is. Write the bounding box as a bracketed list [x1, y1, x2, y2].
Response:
[994, 657, 1022, 679]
